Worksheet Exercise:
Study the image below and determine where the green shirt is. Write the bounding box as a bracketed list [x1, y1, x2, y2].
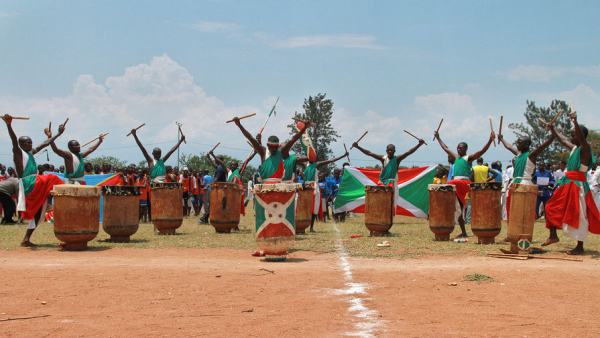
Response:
[22, 152, 38, 195]
[283, 155, 297, 181]
[511, 151, 529, 184]
[304, 162, 317, 182]
[259, 149, 284, 180]
[65, 153, 85, 179]
[453, 155, 471, 178]
[149, 159, 166, 179]
[379, 156, 399, 185]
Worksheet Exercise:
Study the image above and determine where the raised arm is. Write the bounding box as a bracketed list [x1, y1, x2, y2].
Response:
[240, 150, 258, 175]
[208, 151, 225, 168]
[1, 115, 23, 175]
[497, 133, 518, 156]
[130, 129, 153, 163]
[205, 152, 217, 168]
[467, 130, 496, 162]
[529, 134, 555, 160]
[295, 155, 309, 165]
[233, 118, 264, 158]
[281, 121, 311, 157]
[351, 142, 384, 163]
[162, 135, 185, 162]
[82, 134, 104, 158]
[433, 131, 458, 160]
[316, 151, 349, 168]
[571, 113, 591, 166]
[397, 140, 425, 162]
[34, 121, 66, 154]
[49, 139, 70, 159]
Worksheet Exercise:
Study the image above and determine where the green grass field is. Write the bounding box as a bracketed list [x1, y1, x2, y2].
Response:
[2, 211, 599, 258]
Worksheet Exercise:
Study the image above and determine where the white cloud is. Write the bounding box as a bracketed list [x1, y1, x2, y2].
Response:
[530, 83, 600, 127]
[504, 64, 600, 82]
[0, 11, 18, 18]
[256, 33, 386, 50]
[191, 21, 240, 33]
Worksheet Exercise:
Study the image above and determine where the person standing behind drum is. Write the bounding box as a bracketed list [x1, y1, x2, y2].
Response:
[49, 135, 105, 184]
[433, 129, 495, 240]
[129, 127, 185, 183]
[352, 141, 425, 186]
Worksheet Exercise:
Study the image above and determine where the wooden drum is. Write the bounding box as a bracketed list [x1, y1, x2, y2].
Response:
[507, 183, 538, 251]
[365, 185, 394, 236]
[428, 184, 456, 241]
[52, 184, 101, 250]
[253, 183, 298, 261]
[102, 186, 141, 242]
[469, 182, 502, 244]
[295, 182, 315, 234]
[150, 182, 183, 235]
[209, 182, 243, 233]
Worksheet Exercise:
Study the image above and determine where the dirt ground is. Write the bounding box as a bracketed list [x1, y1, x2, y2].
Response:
[2, 247, 600, 337]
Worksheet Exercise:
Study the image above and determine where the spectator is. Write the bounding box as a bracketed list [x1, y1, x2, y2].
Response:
[199, 169, 213, 223]
[553, 160, 566, 182]
[0, 177, 19, 224]
[533, 162, 555, 219]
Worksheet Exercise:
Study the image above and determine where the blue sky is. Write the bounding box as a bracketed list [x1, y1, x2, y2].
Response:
[1, 0, 600, 168]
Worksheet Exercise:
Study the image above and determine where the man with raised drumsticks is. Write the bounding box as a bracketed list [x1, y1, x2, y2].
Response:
[129, 126, 185, 183]
[541, 112, 600, 255]
[49, 134, 105, 184]
[433, 127, 495, 240]
[1, 114, 67, 247]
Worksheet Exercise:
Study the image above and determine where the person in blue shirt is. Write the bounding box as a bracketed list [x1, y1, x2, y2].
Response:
[199, 170, 213, 224]
[533, 161, 555, 219]
[489, 161, 503, 183]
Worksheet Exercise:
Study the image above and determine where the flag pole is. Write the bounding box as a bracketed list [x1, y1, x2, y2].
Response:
[258, 96, 279, 135]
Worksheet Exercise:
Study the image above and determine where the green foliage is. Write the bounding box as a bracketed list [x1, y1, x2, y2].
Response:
[288, 93, 341, 173]
[464, 273, 493, 282]
[179, 152, 257, 182]
[509, 100, 573, 164]
[86, 155, 127, 169]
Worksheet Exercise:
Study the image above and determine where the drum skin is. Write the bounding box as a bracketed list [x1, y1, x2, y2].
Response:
[53, 185, 101, 251]
[469, 182, 502, 244]
[151, 183, 183, 235]
[209, 182, 242, 233]
[364, 185, 394, 236]
[102, 186, 140, 242]
[295, 184, 314, 234]
[507, 184, 538, 244]
[428, 184, 456, 241]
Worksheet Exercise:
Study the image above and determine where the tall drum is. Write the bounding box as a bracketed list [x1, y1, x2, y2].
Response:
[469, 182, 502, 244]
[295, 183, 315, 234]
[102, 185, 140, 242]
[507, 183, 538, 251]
[428, 184, 457, 241]
[253, 183, 297, 261]
[364, 185, 394, 236]
[210, 182, 242, 233]
[151, 182, 183, 235]
[53, 184, 101, 250]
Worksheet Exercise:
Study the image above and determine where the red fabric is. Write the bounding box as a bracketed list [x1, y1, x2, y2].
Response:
[566, 171, 586, 182]
[23, 174, 64, 219]
[506, 189, 511, 220]
[447, 178, 471, 206]
[240, 192, 246, 216]
[545, 182, 581, 230]
[585, 192, 600, 234]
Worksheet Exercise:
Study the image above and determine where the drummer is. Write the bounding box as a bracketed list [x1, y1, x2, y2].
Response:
[433, 128, 495, 240]
[1, 115, 66, 247]
[49, 134, 105, 184]
[130, 127, 185, 183]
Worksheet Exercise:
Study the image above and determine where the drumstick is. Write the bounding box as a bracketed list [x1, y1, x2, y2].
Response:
[403, 129, 428, 145]
[178, 124, 186, 144]
[498, 115, 503, 136]
[226, 113, 256, 123]
[432, 118, 443, 141]
[489, 118, 496, 147]
[126, 123, 145, 136]
[350, 131, 368, 149]
[343, 143, 351, 163]
[11, 116, 30, 120]
[209, 142, 220, 153]
[549, 109, 564, 125]
[81, 133, 109, 148]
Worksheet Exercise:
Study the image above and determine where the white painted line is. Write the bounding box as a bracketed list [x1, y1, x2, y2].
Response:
[332, 223, 384, 337]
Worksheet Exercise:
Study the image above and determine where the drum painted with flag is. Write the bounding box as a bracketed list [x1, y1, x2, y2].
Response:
[253, 183, 297, 261]
[295, 182, 314, 234]
[52, 184, 101, 250]
[364, 185, 394, 236]
[151, 182, 183, 235]
[102, 185, 140, 242]
[507, 183, 538, 252]
[427, 184, 456, 241]
[469, 182, 502, 244]
[209, 182, 243, 233]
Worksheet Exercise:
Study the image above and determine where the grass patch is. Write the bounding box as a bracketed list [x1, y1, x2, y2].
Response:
[464, 273, 494, 282]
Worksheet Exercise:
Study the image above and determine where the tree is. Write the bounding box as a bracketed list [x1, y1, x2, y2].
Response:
[86, 155, 127, 169]
[288, 93, 340, 173]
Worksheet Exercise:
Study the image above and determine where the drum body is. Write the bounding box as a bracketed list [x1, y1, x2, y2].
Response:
[364, 185, 394, 236]
[102, 186, 140, 242]
[295, 183, 315, 234]
[428, 184, 456, 241]
[209, 182, 242, 233]
[53, 184, 101, 250]
[253, 183, 297, 260]
[151, 183, 183, 235]
[469, 182, 502, 244]
[507, 183, 538, 246]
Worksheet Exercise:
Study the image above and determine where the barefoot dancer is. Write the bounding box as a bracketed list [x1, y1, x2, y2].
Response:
[542, 112, 600, 254]
[433, 129, 495, 239]
[2, 115, 66, 247]
[49, 134, 105, 184]
[130, 127, 185, 183]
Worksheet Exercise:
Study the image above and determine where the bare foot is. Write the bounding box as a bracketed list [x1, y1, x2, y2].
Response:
[567, 247, 584, 255]
[20, 240, 37, 248]
[500, 248, 518, 254]
[541, 238, 559, 246]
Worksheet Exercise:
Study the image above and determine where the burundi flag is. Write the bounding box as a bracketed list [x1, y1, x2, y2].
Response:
[334, 166, 436, 218]
[294, 120, 317, 162]
[254, 190, 296, 238]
